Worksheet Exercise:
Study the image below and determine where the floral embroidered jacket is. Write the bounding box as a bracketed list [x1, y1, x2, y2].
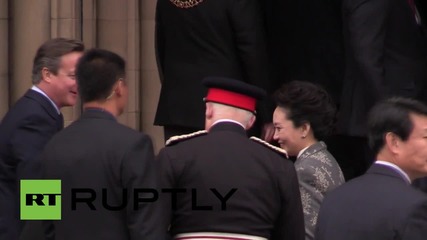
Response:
[295, 141, 345, 240]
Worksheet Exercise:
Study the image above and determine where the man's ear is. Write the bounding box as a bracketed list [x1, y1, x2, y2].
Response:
[205, 102, 213, 119]
[384, 132, 401, 154]
[41, 67, 53, 83]
[108, 79, 126, 99]
[246, 114, 256, 130]
[115, 80, 125, 97]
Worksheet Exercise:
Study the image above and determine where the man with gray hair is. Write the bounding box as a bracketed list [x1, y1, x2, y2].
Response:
[0, 38, 84, 240]
[157, 77, 305, 240]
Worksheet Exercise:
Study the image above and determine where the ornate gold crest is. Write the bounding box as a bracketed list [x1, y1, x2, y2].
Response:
[169, 0, 204, 9]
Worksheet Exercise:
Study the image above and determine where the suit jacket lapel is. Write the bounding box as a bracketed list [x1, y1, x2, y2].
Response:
[25, 90, 59, 119]
[25, 89, 64, 130]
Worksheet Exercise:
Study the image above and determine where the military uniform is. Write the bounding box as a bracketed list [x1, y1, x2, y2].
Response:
[157, 77, 304, 240]
[157, 122, 304, 240]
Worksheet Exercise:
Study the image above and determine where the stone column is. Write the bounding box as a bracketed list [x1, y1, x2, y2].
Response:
[125, 0, 141, 131]
[0, 0, 8, 118]
[51, 0, 82, 125]
[10, 0, 50, 102]
[82, 0, 96, 49]
[51, 0, 81, 39]
[97, 0, 139, 129]
[140, 0, 164, 152]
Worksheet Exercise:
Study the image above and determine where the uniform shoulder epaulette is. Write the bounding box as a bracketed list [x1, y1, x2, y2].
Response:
[166, 130, 208, 146]
[250, 136, 288, 158]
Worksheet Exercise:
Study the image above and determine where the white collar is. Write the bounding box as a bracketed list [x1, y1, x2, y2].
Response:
[375, 160, 411, 184]
[297, 146, 310, 159]
[31, 86, 61, 114]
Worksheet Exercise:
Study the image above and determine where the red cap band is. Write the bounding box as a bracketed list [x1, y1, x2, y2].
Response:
[205, 88, 256, 112]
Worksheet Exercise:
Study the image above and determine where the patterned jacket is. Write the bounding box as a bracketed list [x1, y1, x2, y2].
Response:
[295, 141, 345, 240]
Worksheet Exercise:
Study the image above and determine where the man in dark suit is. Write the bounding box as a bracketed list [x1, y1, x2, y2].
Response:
[157, 77, 305, 240]
[315, 97, 427, 240]
[333, 0, 427, 180]
[40, 49, 164, 240]
[154, 0, 272, 140]
[0, 38, 84, 240]
[263, 0, 344, 105]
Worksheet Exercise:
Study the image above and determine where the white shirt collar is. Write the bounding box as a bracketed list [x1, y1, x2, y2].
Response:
[297, 146, 310, 159]
[375, 160, 411, 184]
[211, 119, 245, 129]
[31, 85, 61, 114]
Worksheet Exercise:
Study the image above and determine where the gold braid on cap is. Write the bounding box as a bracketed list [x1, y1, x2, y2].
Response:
[169, 0, 204, 8]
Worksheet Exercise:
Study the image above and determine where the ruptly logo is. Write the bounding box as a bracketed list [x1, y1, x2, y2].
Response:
[20, 180, 61, 220]
[20, 179, 237, 220]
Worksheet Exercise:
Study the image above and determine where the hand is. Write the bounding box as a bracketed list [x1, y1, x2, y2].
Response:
[261, 123, 275, 142]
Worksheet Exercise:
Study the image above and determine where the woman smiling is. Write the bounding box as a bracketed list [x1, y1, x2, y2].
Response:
[272, 80, 344, 240]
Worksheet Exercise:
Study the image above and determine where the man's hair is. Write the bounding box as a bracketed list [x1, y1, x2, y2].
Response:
[32, 38, 84, 84]
[76, 48, 126, 103]
[210, 102, 254, 127]
[368, 97, 427, 155]
[274, 80, 336, 140]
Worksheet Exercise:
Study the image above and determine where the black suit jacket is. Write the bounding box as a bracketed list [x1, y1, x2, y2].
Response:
[337, 0, 427, 136]
[263, 0, 345, 104]
[154, 0, 270, 129]
[413, 177, 427, 193]
[315, 163, 427, 240]
[41, 109, 165, 240]
[0, 89, 63, 240]
[157, 122, 305, 240]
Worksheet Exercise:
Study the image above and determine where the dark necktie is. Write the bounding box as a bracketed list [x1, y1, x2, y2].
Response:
[407, 0, 416, 15]
[57, 113, 64, 131]
[407, 0, 421, 25]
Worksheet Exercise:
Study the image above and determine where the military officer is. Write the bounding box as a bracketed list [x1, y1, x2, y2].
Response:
[157, 77, 305, 240]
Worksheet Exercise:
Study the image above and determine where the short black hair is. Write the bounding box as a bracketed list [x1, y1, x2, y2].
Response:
[274, 80, 336, 140]
[76, 49, 125, 102]
[368, 97, 427, 155]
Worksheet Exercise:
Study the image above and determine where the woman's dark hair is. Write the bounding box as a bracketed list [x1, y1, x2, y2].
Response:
[274, 80, 336, 140]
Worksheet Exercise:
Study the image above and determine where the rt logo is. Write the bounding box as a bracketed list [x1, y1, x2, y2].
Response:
[20, 180, 61, 220]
